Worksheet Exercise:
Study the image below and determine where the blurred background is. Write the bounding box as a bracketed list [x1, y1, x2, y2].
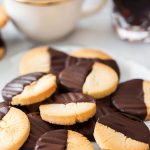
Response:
[1, 0, 150, 68]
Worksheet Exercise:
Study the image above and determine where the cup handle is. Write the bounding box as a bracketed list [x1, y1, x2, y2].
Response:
[81, 0, 108, 18]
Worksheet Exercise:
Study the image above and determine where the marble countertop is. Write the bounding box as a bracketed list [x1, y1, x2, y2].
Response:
[1, 0, 150, 69]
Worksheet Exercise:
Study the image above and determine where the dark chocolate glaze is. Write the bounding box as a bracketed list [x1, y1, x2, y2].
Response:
[98, 112, 150, 144]
[16, 102, 41, 114]
[0, 102, 10, 120]
[51, 92, 95, 104]
[96, 96, 118, 120]
[35, 130, 68, 150]
[67, 118, 96, 141]
[59, 62, 93, 92]
[48, 48, 68, 76]
[2, 72, 45, 102]
[66, 56, 120, 76]
[21, 113, 54, 150]
[112, 79, 147, 120]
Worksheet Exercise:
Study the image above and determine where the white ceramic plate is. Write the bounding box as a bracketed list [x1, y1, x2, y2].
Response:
[0, 45, 150, 149]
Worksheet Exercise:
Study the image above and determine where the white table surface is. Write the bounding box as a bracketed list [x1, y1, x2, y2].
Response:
[1, 0, 150, 69]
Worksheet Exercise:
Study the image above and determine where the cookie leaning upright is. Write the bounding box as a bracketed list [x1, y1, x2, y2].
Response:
[2, 72, 57, 105]
[35, 129, 94, 150]
[94, 112, 150, 150]
[19, 47, 68, 75]
[112, 79, 150, 120]
[0, 102, 30, 150]
[40, 92, 96, 125]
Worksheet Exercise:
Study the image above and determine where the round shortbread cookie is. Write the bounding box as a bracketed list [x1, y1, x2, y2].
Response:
[94, 112, 150, 150]
[69, 48, 120, 76]
[34, 129, 94, 150]
[2, 72, 57, 106]
[39, 92, 96, 125]
[59, 62, 119, 99]
[19, 47, 68, 75]
[0, 102, 30, 150]
[21, 113, 56, 150]
[0, 6, 9, 28]
[112, 79, 150, 120]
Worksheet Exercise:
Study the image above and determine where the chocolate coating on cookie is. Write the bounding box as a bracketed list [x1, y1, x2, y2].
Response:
[21, 113, 54, 150]
[0, 102, 10, 120]
[48, 48, 68, 76]
[17, 102, 41, 114]
[96, 97, 118, 120]
[112, 79, 146, 120]
[2, 72, 45, 102]
[66, 56, 120, 76]
[35, 130, 68, 150]
[59, 62, 93, 92]
[98, 112, 150, 144]
[51, 92, 95, 104]
[68, 118, 95, 141]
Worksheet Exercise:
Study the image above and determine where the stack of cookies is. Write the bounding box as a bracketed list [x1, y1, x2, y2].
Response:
[0, 47, 150, 150]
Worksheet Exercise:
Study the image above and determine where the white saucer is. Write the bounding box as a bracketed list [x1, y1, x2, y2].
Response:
[0, 45, 150, 150]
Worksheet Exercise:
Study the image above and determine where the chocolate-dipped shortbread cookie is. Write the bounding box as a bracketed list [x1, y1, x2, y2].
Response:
[2, 72, 57, 106]
[94, 112, 150, 150]
[59, 62, 119, 99]
[112, 79, 150, 120]
[19, 47, 68, 75]
[69, 48, 120, 76]
[40, 92, 96, 125]
[0, 5, 9, 28]
[21, 113, 57, 150]
[0, 102, 30, 150]
[35, 129, 94, 150]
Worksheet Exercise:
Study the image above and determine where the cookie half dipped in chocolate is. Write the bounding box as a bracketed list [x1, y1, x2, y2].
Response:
[39, 92, 96, 125]
[69, 48, 120, 76]
[94, 112, 150, 150]
[35, 129, 94, 150]
[19, 47, 68, 76]
[0, 102, 30, 150]
[21, 113, 58, 150]
[2, 72, 57, 106]
[59, 61, 119, 99]
[112, 79, 150, 120]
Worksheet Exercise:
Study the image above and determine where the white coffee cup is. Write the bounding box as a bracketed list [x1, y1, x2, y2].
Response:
[4, 0, 107, 42]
